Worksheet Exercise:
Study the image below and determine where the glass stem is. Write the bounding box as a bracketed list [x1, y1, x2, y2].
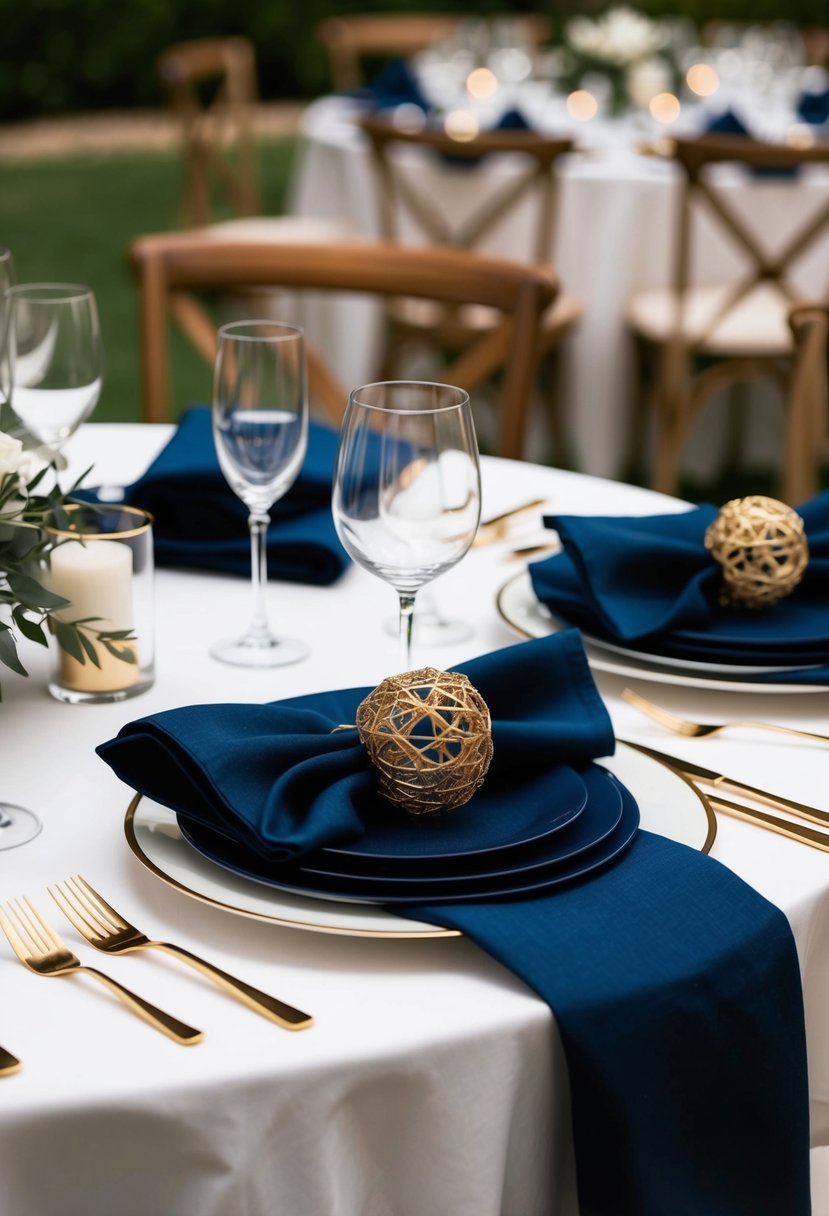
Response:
[248, 511, 272, 642]
[398, 593, 416, 672]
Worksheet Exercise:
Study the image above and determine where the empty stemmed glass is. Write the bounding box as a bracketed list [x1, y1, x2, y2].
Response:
[3, 283, 103, 452]
[0, 256, 43, 849]
[211, 320, 309, 667]
[332, 381, 481, 672]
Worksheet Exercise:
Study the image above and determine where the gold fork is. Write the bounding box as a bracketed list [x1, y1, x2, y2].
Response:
[0, 897, 203, 1045]
[50, 875, 313, 1030]
[0, 1045, 21, 1076]
[622, 688, 829, 746]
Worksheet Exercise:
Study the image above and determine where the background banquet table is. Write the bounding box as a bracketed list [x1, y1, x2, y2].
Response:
[2, 422, 829, 1215]
[288, 94, 829, 480]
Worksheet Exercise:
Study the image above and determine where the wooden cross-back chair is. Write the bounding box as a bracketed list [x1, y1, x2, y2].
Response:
[129, 233, 558, 460]
[625, 133, 829, 496]
[359, 115, 581, 458]
[784, 302, 829, 502]
[157, 36, 261, 227]
[314, 13, 552, 92]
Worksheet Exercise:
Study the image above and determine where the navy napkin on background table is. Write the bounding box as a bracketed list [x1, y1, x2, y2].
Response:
[98, 630, 810, 1215]
[529, 493, 829, 679]
[118, 406, 347, 585]
[704, 109, 797, 177]
[798, 87, 829, 125]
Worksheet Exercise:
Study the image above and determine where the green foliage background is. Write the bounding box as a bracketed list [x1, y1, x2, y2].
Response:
[1, 0, 825, 121]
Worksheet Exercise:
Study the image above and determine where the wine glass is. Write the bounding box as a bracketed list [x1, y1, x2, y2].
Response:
[332, 381, 481, 672]
[0, 253, 43, 849]
[3, 283, 103, 451]
[211, 320, 309, 667]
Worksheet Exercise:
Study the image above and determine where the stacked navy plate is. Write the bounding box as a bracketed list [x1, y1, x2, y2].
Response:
[527, 495, 829, 688]
[97, 633, 640, 905]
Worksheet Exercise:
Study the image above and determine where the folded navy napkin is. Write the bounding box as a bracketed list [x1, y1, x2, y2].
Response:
[99, 629, 810, 1215]
[97, 631, 614, 863]
[529, 494, 829, 672]
[119, 406, 347, 585]
[362, 56, 431, 113]
[797, 87, 829, 125]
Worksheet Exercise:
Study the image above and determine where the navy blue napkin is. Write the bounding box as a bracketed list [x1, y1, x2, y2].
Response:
[97, 631, 614, 862]
[798, 87, 829, 125]
[119, 406, 347, 585]
[529, 494, 829, 672]
[98, 629, 810, 1215]
[413, 831, 810, 1215]
[363, 56, 431, 113]
[704, 110, 797, 177]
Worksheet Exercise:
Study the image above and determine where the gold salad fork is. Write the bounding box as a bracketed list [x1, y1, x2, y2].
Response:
[622, 688, 829, 746]
[0, 897, 203, 1045]
[50, 876, 313, 1030]
[0, 1044, 21, 1076]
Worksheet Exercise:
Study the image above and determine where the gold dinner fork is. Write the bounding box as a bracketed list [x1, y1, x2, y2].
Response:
[622, 688, 829, 746]
[0, 897, 203, 1045]
[50, 876, 313, 1030]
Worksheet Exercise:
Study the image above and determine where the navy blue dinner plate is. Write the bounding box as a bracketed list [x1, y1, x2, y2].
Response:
[177, 764, 634, 904]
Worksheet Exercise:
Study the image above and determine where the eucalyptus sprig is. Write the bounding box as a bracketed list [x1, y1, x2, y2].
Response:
[0, 430, 135, 699]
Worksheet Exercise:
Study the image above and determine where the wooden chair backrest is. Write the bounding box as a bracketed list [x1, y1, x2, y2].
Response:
[129, 234, 558, 460]
[667, 134, 829, 350]
[784, 302, 829, 502]
[314, 13, 552, 91]
[157, 36, 261, 227]
[360, 116, 574, 264]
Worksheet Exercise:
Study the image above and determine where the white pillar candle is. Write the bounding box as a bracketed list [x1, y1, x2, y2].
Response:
[50, 539, 138, 692]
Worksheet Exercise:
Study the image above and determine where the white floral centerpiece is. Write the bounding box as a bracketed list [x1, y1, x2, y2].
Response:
[562, 6, 680, 116]
[0, 429, 133, 697]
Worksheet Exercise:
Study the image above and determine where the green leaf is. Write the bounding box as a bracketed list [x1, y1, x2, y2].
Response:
[12, 607, 48, 647]
[0, 626, 28, 677]
[102, 640, 137, 664]
[7, 572, 69, 611]
[77, 629, 102, 669]
[53, 620, 87, 665]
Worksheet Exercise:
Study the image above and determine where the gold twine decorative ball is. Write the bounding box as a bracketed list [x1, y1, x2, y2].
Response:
[704, 495, 809, 609]
[356, 667, 494, 815]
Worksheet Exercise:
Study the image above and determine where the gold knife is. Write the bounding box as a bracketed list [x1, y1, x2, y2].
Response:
[622, 740, 829, 830]
[709, 794, 829, 853]
[473, 498, 547, 546]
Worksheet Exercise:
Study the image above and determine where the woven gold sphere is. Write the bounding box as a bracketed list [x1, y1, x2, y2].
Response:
[356, 667, 494, 815]
[704, 495, 809, 609]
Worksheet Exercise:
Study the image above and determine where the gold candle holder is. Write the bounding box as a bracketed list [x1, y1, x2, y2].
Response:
[47, 505, 155, 704]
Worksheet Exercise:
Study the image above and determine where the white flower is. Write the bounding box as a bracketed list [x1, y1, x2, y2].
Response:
[627, 56, 672, 107]
[0, 430, 24, 478]
[567, 6, 669, 67]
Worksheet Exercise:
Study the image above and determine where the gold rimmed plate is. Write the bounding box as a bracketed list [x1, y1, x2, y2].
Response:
[124, 744, 715, 938]
[497, 571, 828, 695]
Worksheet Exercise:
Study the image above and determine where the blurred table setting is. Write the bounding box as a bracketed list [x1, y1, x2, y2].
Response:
[288, 9, 829, 480]
[2, 406, 829, 1213]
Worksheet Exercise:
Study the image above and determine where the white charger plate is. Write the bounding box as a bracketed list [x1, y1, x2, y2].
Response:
[124, 744, 715, 939]
[497, 572, 829, 695]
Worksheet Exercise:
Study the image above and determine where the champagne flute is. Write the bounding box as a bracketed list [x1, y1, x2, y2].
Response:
[0, 252, 42, 849]
[211, 320, 309, 667]
[332, 381, 480, 672]
[3, 283, 103, 450]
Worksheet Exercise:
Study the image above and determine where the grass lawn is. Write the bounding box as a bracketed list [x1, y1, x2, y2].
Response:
[0, 139, 299, 424]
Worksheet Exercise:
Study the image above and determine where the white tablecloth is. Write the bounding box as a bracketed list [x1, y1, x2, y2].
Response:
[2, 423, 829, 1215]
[288, 96, 829, 480]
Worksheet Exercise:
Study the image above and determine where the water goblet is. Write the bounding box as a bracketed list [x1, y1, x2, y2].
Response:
[211, 320, 309, 667]
[332, 380, 481, 672]
[0, 253, 43, 849]
[3, 283, 103, 451]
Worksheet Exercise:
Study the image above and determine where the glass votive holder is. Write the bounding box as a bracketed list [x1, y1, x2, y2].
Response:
[46, 505, 154, 704]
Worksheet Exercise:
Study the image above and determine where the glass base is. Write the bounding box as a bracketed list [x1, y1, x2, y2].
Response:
[0, 803, 42, 850]
[383, 612, 474, 647]
[48, 674, 154, 705]
[210, 633, 309, 668]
